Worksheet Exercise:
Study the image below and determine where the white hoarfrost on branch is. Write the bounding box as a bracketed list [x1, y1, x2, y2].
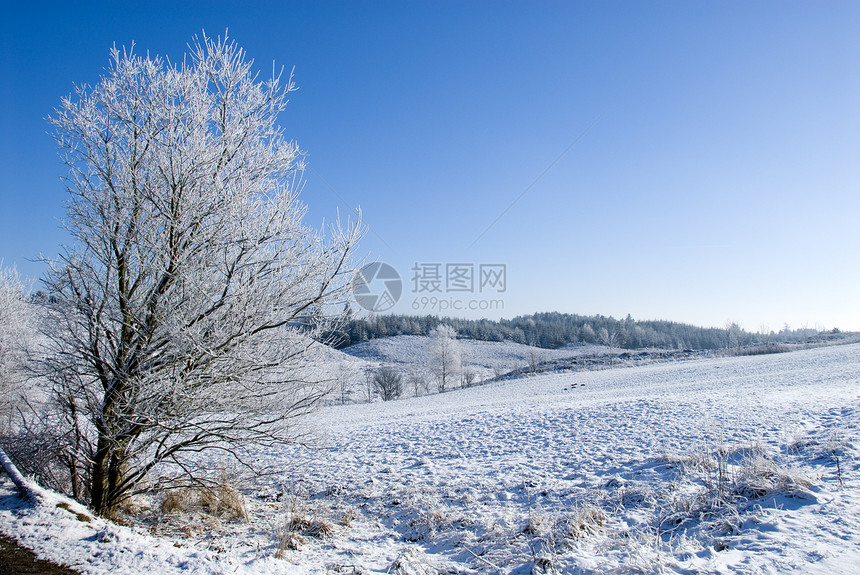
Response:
[429, 324, 461, 393]
[0, 444, 44, 500]
[40, 33, 363, 517]
[0, 264, 32, 430]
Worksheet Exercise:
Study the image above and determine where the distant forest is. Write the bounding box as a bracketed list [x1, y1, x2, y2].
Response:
[328, 312, 836, 351]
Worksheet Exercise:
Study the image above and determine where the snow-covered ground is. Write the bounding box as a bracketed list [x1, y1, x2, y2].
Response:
[2, 341, 859, 574]
[340, 334, 612, 395]
[342, 334, 581, 370]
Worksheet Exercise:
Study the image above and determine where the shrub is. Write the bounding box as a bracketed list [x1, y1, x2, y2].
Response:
[373, 366, 403, 401]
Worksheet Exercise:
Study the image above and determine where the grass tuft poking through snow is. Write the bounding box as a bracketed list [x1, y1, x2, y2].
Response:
[160, 481, 248, 522]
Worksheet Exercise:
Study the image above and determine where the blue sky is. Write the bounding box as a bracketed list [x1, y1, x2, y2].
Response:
[1, 1, 858, 331]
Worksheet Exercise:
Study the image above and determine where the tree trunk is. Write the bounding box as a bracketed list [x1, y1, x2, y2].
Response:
[0, 445, 36, 499]
[90, 436, 110, 516]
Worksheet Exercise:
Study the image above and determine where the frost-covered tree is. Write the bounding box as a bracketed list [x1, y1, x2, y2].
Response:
[372, 366, 402, 401]
[0, 265, 32, 430]
[42, 34, 362, 517]
[409, 373, 427, 397]
[336, 360, 355, 405]
[460, 361, 477, 387]
[725, 322, 743, 353]
[527, 347, 541, 374]
[598, 326, 624, 366]
[429, 324, 460, 392]
[580, 323, 596, 343]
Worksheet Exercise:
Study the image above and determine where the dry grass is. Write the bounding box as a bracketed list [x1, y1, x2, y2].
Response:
[159, 476, 248, 521]
[524, 505, 554, 536]
[55, 501, 92, 523]
[338, 505, 358, 527]
[730, 343, 791, 356]
[561, 503, 604, 540]
[734, 453, 813, 499]
[387, 548, 438, 575]
[274, 496, 337, 558]
[423, 506, 452, 534]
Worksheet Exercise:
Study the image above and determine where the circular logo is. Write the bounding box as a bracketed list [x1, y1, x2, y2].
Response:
[352, 262, 402, 312]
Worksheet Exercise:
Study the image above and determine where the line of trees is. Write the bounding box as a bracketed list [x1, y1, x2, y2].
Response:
[329, 312, 830, 351]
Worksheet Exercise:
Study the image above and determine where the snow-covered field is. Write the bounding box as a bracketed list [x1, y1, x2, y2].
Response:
[2, 341, 859, 574]
[342, 334, 581, 370]
[340, 334, 617, 395]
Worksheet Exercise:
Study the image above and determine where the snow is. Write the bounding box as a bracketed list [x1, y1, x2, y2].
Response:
[342, 334, 588, 370]
[2, 341, 859, 574]
[340, 334, 611, 389]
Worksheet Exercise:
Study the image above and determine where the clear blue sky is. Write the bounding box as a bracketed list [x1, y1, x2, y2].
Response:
[1, 1, 858, 331]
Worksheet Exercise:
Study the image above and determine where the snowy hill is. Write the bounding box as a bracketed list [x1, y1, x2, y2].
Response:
[343, 334, 585, 367]
[340, 334, 618, 392]
[2, 342, 860, 573]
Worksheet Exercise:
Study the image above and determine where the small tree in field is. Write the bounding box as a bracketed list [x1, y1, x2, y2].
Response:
[429, 324, 460, 393]
[598, 326, 624, 367]
[372, 366, 403, 401]
[461, 362, 477, 388]
[336, 361, 355, 405]
[527, 347, 541, 374]
[725, 322, 744, 354]
[409, 374, 427, 397]
[41, 34, 362, 517]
